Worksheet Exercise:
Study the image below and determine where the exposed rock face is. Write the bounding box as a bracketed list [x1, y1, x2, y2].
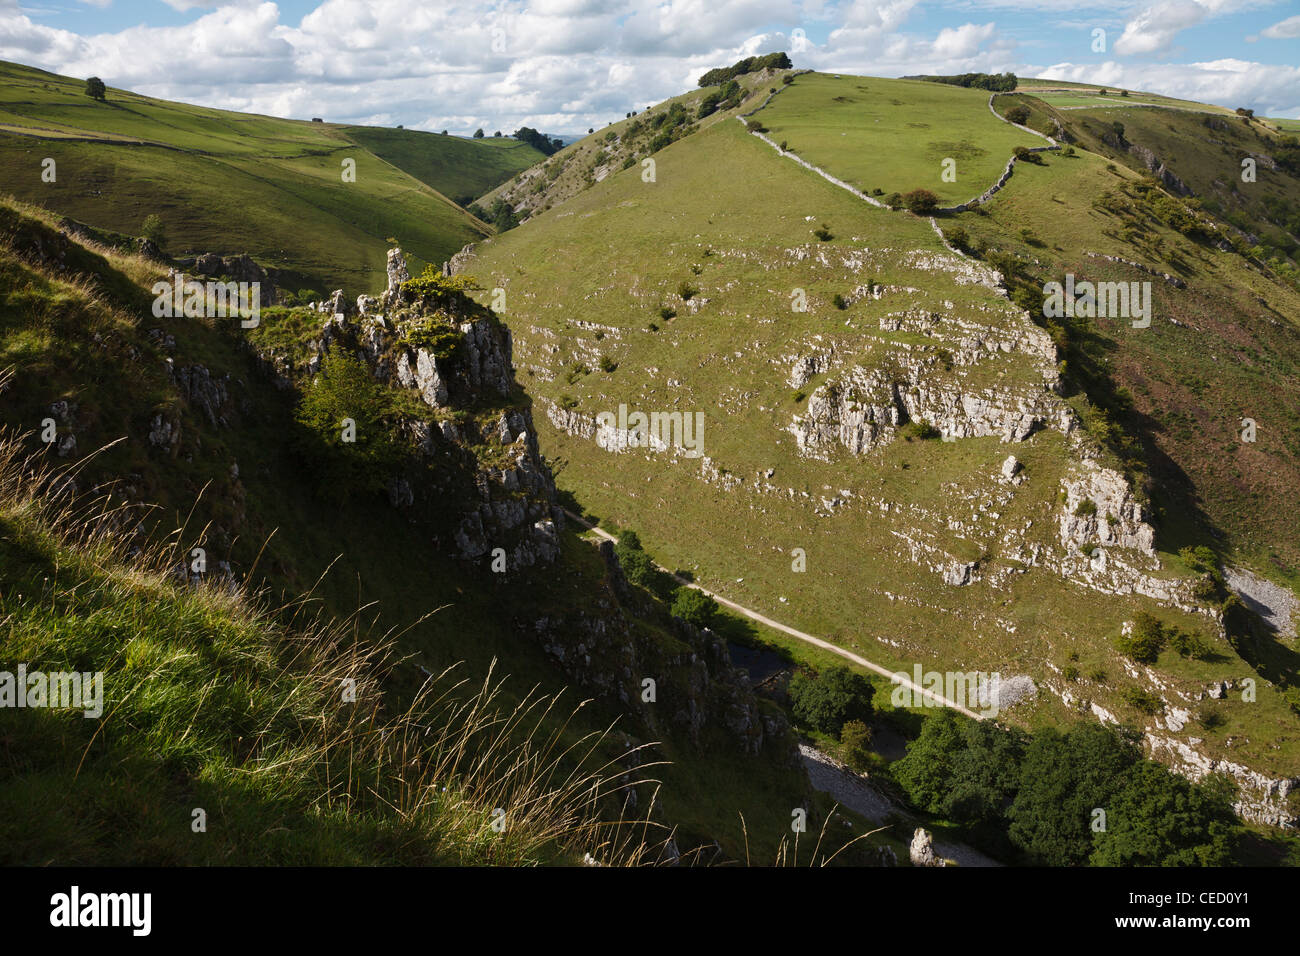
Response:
[787, 302, 1064, 460]
[184, 251, 278, 295]
[459, 318, 514, 396]
[381, 247, 410, 309]
[170, 363, 232, 428]
[1128, 143, 1192, 196]
[288, 250, 560, 573]
[909, 828, 947, 867]
[396, 349, 449, 408]
[1145, 733, 1298, 827]
[1059, 459, 1156, 556]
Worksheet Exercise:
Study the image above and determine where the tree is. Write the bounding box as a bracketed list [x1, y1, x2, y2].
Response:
[1115, 612, 1165, 663]
[85, 77, 106, 101]
[1006, 105, 1030, 125]
[296, 347, 404, 498]
[787, 665, 874, 737]
[513, 127, 561, 156]
[670, 587, 719, 630]
[839, 720, 873, 771]
[493, 130, 502, 137]
[892, 709, 965, 813]
[1007, 724, 1138, 865]
[1090, 761, 1236, 866]
[473, 128, 485, 138]
[141, 214, 166, 248]
[902, 188, 940, 214]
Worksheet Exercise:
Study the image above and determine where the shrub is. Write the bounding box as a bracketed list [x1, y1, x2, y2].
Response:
[670, 587, 719, 629]
[141, 214, 166, 249]
[677, 282, 697, 301]
[598, 355, 617, 373]
[901, 189, 939, 214]
[883, 192, 902, 209]
[782, 74, 793, 85]
[839, 720, 873, 771]
[296, 348, 404, 497]
[658, 306, 676, 320]
[832, 293, 848, 310]
[1006, 105, 1030, 125]
[1073, 498, 1097, 517]
[1115, 612, 1166, 664]
[1121, 686, 1163, 716]
[899, 420, 940, 441]
[813, 223, 833, 241]
[945, 225, 969, 250]
[1169, 627, 1213, 660]
[745, 119, 766, 133]
[788, 666, 874, 737]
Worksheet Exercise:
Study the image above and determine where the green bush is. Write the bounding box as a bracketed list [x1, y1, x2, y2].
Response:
[1121, 686, 1163, 715]
[787, 665, 874, 737]
[1006, 105, 1030, 125]
[839, 719, 873, 771]
[899, 420, 940, 441]
[670, 587, 719, 630]
[1169, 627, 1214, 660]
[902, 189, 940, 214]
[1115, 612, 1165, 664]
[296, 347, 404, 498]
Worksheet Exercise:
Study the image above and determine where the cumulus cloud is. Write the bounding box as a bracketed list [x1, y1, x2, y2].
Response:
[1260, 13, 1300, 39]
[1113, 0, 1207, 55]
[1038, 57, 1300, 117]
[2, 0, 1295, 133]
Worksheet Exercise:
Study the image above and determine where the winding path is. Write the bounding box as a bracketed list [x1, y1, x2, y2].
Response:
[736, 84, 1059, 214]
[563, 509, 985, 720]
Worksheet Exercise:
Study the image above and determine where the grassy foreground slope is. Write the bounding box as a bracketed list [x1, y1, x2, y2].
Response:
[457, 107, 1300, 821]
[0, 60, 536, 291]
[0, 433, 669, 865]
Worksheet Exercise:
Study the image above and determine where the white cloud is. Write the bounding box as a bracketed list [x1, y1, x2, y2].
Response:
[1039, 57, 1300, 116]
[2, 0, 1296, 135]
[1113, 0, 1206, 55]
[1260, 13, 1300, 38]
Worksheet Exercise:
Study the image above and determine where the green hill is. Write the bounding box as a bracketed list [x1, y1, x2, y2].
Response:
[341, 125, 545, 207]
[452, 71, 1300, 827]
[0, 60, 534, 293]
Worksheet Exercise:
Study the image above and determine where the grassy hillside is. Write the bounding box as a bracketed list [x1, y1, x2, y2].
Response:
[754, 73, 1045, 205]
[0, 60, 528, 292]
[964, 93, 1300, 579]
[0, 432, 665, 865]
[0, 195, 894, 864]
[342, 125, 544, 206]
[473, 66, 789, 223]
[455, 77, 1300, 816]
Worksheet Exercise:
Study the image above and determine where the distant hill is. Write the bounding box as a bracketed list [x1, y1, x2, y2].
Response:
[0, 60, 532, 293]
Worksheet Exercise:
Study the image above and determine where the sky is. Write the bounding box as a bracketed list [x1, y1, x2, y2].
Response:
[2, 0, 1298, 136]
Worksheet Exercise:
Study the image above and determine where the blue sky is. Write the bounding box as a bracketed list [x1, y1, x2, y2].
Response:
[3, 0, 1298, 135]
